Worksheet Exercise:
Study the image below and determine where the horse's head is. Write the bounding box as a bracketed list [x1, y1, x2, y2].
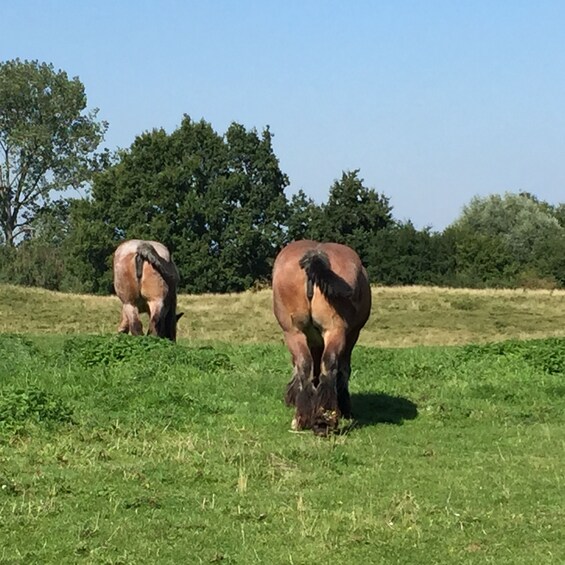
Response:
[159, 310, 184, 341]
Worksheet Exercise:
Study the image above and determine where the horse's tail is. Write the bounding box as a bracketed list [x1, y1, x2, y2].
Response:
[299, 249, 353, 300]
[135, 242, 178, 286]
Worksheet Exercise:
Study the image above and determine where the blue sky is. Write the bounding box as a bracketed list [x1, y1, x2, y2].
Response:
[3, 1, 564, 229]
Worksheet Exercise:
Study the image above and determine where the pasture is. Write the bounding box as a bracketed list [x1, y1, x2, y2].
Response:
[1, 284, 565, 346]
[0, 285, 564, 563]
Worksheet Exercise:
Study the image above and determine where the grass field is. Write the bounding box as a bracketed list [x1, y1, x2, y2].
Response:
[0, 285, 564, 563]
[1, 284, 565, 346]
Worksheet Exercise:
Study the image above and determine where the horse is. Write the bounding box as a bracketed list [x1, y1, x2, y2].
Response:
[272, 240, 371, 435]
[113, 239, 183, 341]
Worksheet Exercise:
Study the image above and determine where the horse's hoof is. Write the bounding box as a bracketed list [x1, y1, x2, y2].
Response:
[321, 410, 338, 427]
[312, 422, 330, 436]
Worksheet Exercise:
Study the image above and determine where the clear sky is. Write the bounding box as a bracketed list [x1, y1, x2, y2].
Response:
[3, 1, 564, 230]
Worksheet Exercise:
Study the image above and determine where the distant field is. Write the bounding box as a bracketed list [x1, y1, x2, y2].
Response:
[1, 283, 565, 346]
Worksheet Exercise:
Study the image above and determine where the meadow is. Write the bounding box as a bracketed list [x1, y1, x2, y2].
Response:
[2, 284, 565, 346]
[0, 285, 564, 564]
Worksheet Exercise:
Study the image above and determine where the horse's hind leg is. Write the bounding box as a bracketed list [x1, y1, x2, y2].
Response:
[118, 307, 130, 334]
[314, 331, 346, 435]
[337, 329, 360, 419]
[337, 373, 352, 420]
[283, 330, 314, 431]
[119, 304, 143, 335]
[147, 301, 163, 337]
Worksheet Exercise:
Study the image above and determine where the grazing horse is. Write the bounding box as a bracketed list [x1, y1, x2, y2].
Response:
[113, 239, 183, 341]
[272, 240, 371, 435]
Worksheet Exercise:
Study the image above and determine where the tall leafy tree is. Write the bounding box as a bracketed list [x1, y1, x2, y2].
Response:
[77, 116, 290, 293]
[553, 203, 565, 229]
[63, 198, 116, 293]
[0, 199, 70, 289]
[285, 189, 323, 242]
[0, 59, 108, 245]
[313, 170, 394, 264]
[323, 170, 393, 235]
[368, 222, 456, 286]
[449, 192, 565, 287]
[213, 123, 289, 289]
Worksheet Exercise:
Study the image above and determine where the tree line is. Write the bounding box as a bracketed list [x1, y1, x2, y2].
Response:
[1, 59, 564, 294]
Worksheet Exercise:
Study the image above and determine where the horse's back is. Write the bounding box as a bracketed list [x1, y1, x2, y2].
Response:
[114, 239, 171, 263]
[273, 240, 363, 282]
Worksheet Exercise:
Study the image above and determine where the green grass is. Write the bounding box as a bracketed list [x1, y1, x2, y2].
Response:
[1, 333, 564, 563]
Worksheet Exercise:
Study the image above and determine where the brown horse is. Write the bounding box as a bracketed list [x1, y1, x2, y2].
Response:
[113, 239, 183, 341]
[272, 240, 371, 435]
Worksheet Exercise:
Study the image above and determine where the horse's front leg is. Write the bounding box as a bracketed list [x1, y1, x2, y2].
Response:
[283, 330, 314, 431]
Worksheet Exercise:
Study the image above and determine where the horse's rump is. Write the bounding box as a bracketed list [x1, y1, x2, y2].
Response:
[135, 242, 179, 286]
[273, 240, 368, 318]
[298, 248, 354, 300]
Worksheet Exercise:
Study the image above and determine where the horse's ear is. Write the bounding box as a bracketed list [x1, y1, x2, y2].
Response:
[176, 312, 184, 322]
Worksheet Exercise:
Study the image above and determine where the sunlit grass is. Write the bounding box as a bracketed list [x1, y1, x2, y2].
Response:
[1, 283, 565, 346]
[0, 334, 564, 563]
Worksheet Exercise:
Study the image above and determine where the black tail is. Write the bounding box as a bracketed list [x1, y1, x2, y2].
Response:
[135, 243, 178, 285]
[299, 249, 353, 299]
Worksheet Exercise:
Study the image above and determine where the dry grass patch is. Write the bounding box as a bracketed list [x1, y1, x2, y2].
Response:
[1, 284, 564, 346]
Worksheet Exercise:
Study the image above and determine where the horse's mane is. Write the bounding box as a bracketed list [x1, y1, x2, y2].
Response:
[299, 249, 353, 299]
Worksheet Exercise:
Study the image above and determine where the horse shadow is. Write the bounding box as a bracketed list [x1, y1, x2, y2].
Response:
[350, 392, 418, 428]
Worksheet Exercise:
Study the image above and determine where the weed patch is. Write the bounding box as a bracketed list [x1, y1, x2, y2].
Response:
[0, 333, 40, 366]
[0, 386, 73, 432]
[61, 334, 175, 367]
[61, 335, 234, 372]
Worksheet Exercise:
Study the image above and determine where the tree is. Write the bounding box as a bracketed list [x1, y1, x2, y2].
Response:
[62, 198, 116, 293]
[322, 170, 392, 235]
[0, 200, 69, 289]
[76, 116, 290, 293]
[553, 203, 565, 229]
[449, 192, 565, 287]
[285, 189, 323, 242]
[0, 59, 107, 245]
[314, 170, 394, 264]
[367, 222, 456, 286]
[209, 123, 289, 289]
